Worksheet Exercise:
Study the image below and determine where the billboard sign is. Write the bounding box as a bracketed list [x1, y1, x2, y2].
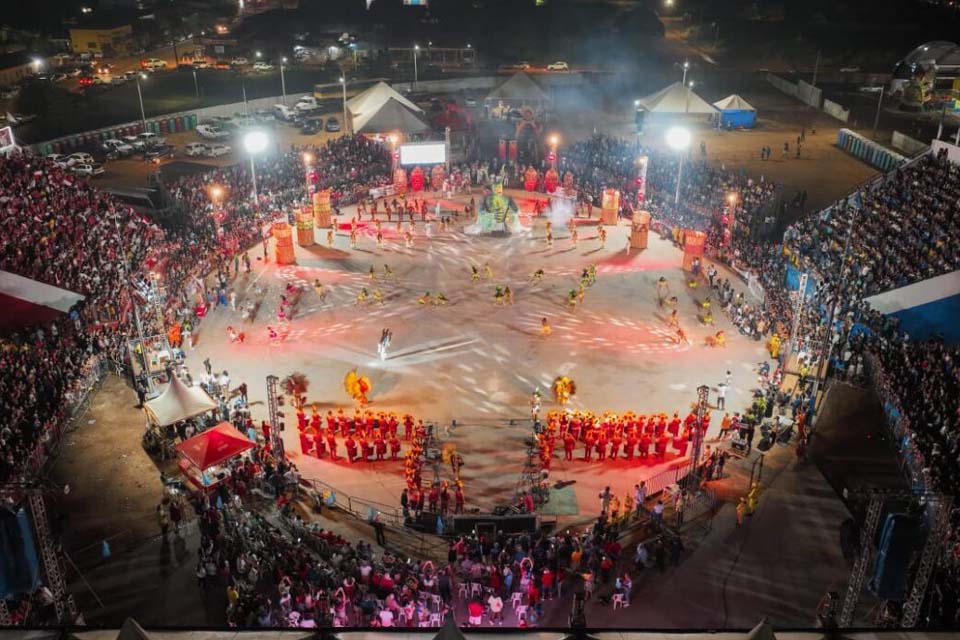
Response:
[399, 142, 446, 166]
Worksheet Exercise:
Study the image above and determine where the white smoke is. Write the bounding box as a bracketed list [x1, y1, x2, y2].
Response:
[547, 194, 574, 230]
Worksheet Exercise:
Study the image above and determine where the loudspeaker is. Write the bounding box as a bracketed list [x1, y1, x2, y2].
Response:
[451, 513, 539, 535]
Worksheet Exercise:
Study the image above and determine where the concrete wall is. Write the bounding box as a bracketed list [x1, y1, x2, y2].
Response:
[767, 73, 852, 123]
[891, 131, 930, 157]
[823, 99, 850, 123]
[796, 79, 823, 109]
[932, 138, 960, 165]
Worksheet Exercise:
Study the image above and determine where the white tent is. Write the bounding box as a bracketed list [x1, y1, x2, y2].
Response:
[713, 94, 756, 111]
[636, 81, 717, 115]
[347, 82, 423, 132]
[355, 98, 431, 135]
[485, 72, 550, 105]
[143, 374, 217, 427]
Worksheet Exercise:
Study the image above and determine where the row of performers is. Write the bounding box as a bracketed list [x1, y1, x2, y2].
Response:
[538, 409, 710, 466]
[296, 407, 427, 441]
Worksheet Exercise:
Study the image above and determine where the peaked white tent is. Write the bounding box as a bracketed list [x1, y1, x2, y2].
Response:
[485, 72, 550, 106]
[143, 374, 217, 427]
[713, 94, 756, 111]
[713, 94, 757, 128]
[347, 82, 423, 132]
[636, 81, 717, 115]
[355, 98, 431, 135]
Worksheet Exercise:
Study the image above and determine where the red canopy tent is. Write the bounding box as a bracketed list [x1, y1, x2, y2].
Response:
[176, 422, 254, 477]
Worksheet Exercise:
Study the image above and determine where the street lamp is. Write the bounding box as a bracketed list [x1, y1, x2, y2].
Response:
[665, 126, 691, 205]
[135, 73, 148, 134]
[686, 80, 695, 113]
[255, 50, 262, 59]
[682, 60, 689, 85]
[243, 130, 269, 209]
[339, 76, 348, 134]
[280, 56, 288, 105]
[413, 44, 419, 89]
[192, 68, 200, 99]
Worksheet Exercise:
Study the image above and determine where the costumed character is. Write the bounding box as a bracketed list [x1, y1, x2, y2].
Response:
[553, 376, 576, 407]
[545, 168, 559, 193]
[524, 166, 538, 192]
[410, 166, 425, 192]
[343, 369, 372, 405]
[430, 165, 445, 192]
[464, 177, 523, 235]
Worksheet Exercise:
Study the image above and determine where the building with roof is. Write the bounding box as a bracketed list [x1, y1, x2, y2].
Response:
[69, 22, 134, 57]
[0, 52, 39, 86]
[485, 72, 550, 109]
[346, 81, 424, 133]
[893, 41, 960, 91]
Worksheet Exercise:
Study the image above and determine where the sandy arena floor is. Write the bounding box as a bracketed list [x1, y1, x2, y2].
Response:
[187, 190, 769, 523]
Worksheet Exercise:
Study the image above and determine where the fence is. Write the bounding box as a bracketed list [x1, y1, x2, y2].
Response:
[643, 459, 695, 497]
[823, 99, 850, 123]
[25, 356, 112, 477]
[766, 73, 849, 122]
[862, 353, 928, 494]
[891, 131, 930, 157]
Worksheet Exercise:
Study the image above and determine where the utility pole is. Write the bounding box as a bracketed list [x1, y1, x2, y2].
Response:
[872, 84, 885, 140]
[811, 49, 821, 88]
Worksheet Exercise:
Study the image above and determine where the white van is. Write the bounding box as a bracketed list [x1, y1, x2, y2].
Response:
[294, 96, 319, 113]
[274, 104, 297, 121]
[185, 142, 208, 157]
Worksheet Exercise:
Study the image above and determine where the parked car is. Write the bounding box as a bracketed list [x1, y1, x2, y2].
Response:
[142, 58, 167, 70]
[196, 124, 231, 140]
[136, 132, 166, 147]
[72, 162, 104, 176]
[214, 60, 232, 70]
[144, 145, 176, 163]
[274, 104, 297, 121]
[299, 118, 322, 134]
[464, 96, 478, 108]
[253, 109, 276, 123]
[324, 117, 341, 132]
[205, 143, 232, 157]
[96, 63, 114, 74]
[78, 76, 95, 87]
[66, 152, 95, 166]
[122, 136, 146, 151]
[230, 57, 250, 66]
[185, 142, 208, 157]
[252, 62, 274, 72]
[294, 96, 319, 113]
[103, 139, 135, 155]
[123, 70, 140, 79]
[193, 60, 212, 69]
[111, 76, 128, 85]
[45, 153, 71, 168]
[546, 61, 569, 71]
[51, 73, 68, 82]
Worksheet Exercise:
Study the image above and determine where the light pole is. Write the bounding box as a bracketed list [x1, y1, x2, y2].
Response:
[681, 60, 689, 85]
[413, 44, 419, 89]
[548, 134, 559, 168]
[192, 68, 200, 99]
[135, 73, 148, 133]
[872, 84, 885, 140]
[280, 56, 288, 105]
[686, 80, 695, 114]
[339, 76, 348, 133]
[243, 130, 269, 210]
[666, 126, 691, 205]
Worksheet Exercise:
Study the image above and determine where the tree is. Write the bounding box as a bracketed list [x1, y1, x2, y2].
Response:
[281, 372, 309, 408]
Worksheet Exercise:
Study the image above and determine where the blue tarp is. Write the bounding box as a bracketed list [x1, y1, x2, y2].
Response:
[719, 109, 756, 129]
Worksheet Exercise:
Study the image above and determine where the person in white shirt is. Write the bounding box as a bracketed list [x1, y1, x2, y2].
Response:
[378, 608, 394, 627]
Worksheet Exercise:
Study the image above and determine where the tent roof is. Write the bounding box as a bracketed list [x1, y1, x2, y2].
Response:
[355, 97, 431, 134]
[176, 422, 254, 470]
[637, 81, 717, 114]
[747, 620, 777, 640]
[432, 616, 467, 640]
[347, 82, 422, 120]
[117, 619, 151, 640]
[143, 375, 217, 427]
[713, 94, 756, 111]
[486, 72, 550, 103]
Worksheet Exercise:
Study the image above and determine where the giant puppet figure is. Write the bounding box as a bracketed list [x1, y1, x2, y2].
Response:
[464, 176, 523, 235]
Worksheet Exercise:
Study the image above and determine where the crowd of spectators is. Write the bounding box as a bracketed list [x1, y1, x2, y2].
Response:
[192, 457, 670, 628]
[0, 135, 393, 486]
